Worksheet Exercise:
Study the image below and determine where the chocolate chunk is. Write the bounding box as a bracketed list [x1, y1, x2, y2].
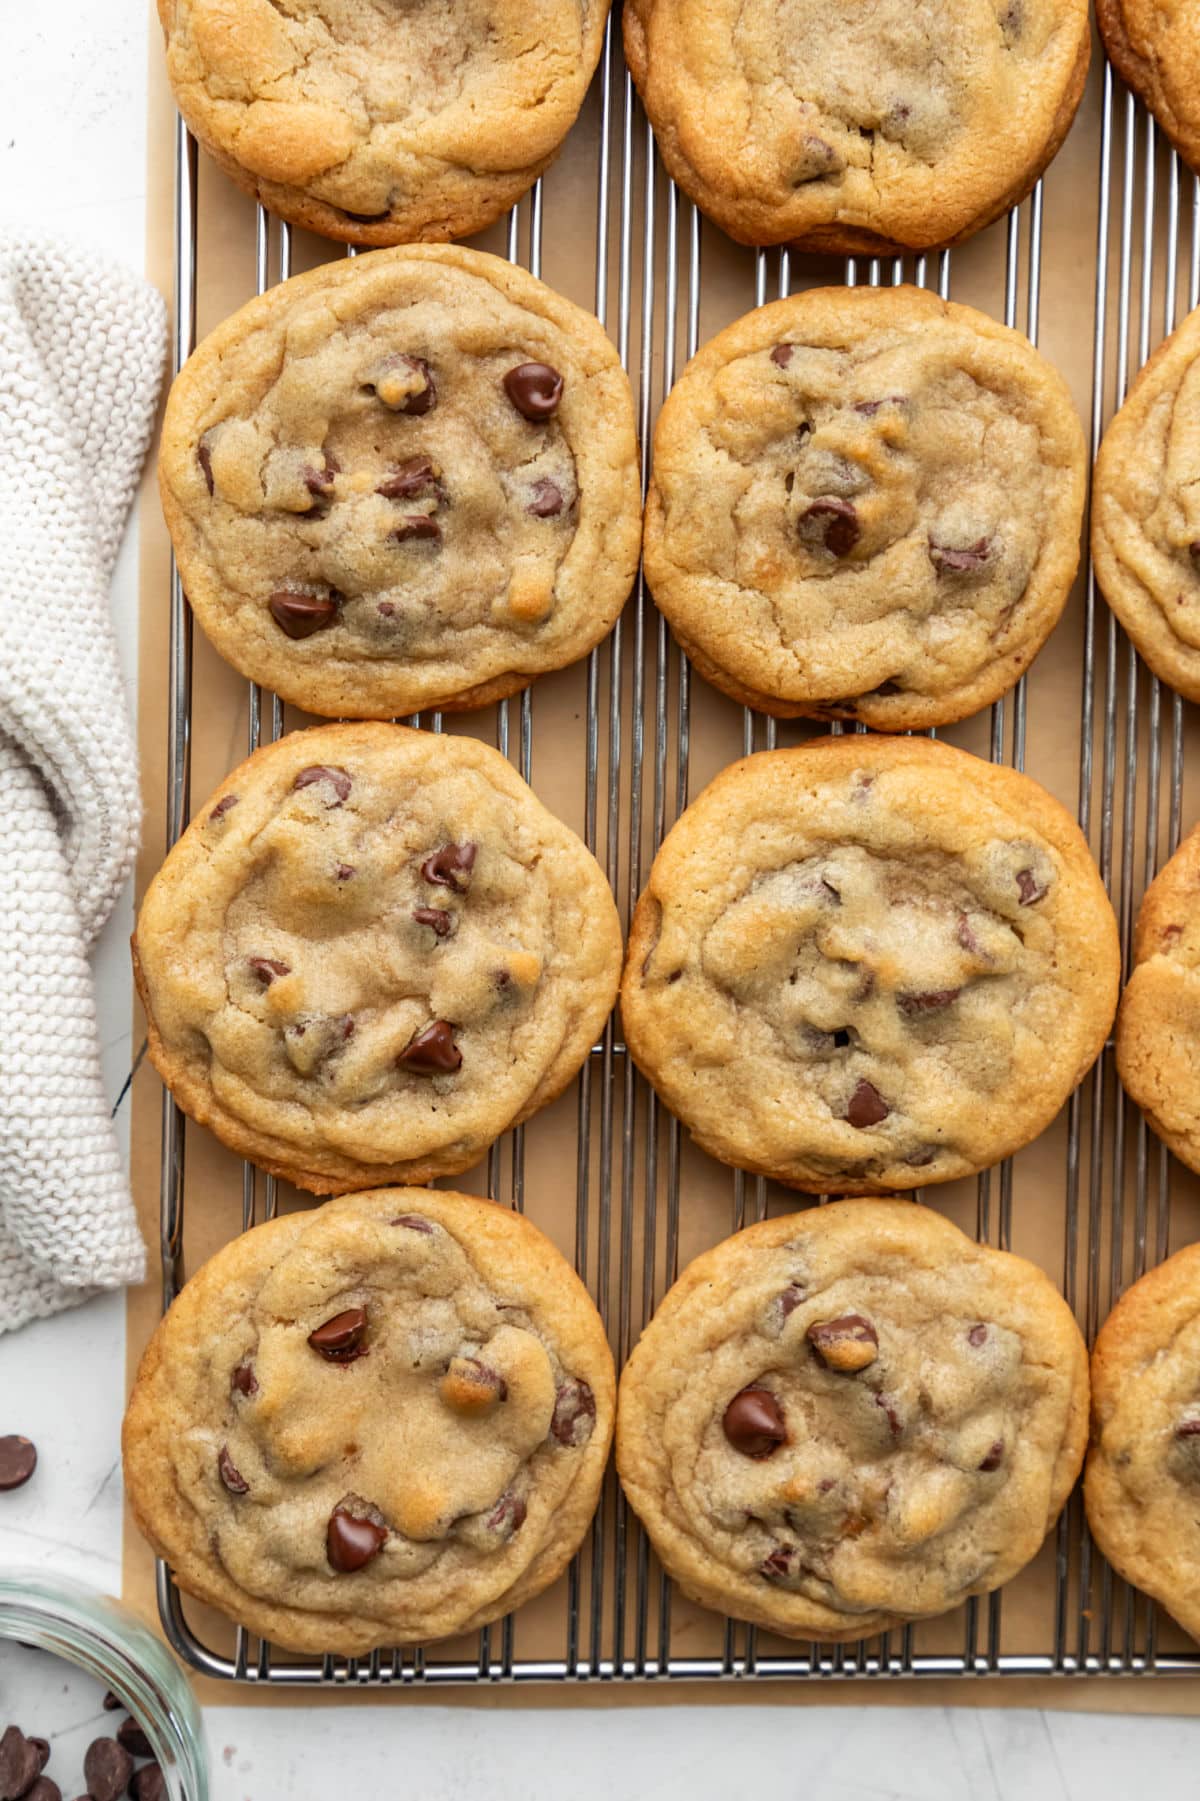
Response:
[392, 1214, 434, 1232]
[397, 1020, 461, 1073]
[128, 1768, 166, 1801]
[504, 362, 564, 421]
[267, 590, 340, 639]
[798, 497, 860, 558]
[327, 1505, 387, 1572]
[197, 440, 214, 495]
[897, 988, 960, 1016]
[1016, 867, 1048, 905]
[27, 1742, 48, 1776]
[0, 1726, 44, 1797]
[420, 841, 476, 891]
[368, 354, 436, 415]
[929, 536, 991, 575]
[116, 1719, 153, 1761]
[722, 1386, 787, 1458]
[0, 1435, 37, 1491]
[307, 1307, 368, 1361]
[24, 1781, 59, 1801]
[550, 1378, 596, 1446]
[392, 515, 442, 544]
[231, 1363, 258, 1396]
[770, 344, 793, 368]
[808, 1314, 879, 1373]
[486, 1492, 527, 1535]
[527, 477, 564, 517]
[376, 456, 441, 500]
[413, 906, 454, 938]
[83, 1738, 134, 1801]
[844, 1079, 888, 1128]
[760, 1545, 795, 1581]
[218, 1447, 249, 1494]
[209, 793, 238, 822]
[978, 1439, 1004, 1472]
[967, 1323, 988, 1347]
[248, 956, 289, 985]
[293, 764, 352, 806]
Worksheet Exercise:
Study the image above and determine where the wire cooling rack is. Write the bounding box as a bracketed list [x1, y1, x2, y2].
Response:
[152, 21, 1200, 1683]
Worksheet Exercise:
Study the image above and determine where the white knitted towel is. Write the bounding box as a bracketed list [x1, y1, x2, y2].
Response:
[0, 234, 166, 1332]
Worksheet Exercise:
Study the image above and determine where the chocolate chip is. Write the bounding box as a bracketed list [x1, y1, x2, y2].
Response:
[248, 956, 289, 985]
[392, 515, 442, 544]
[956, 913, 983, 954]
[905, 1147, 936, 1168]
[0, 1726, 44, 1797]
[231, 1363, 258, 1396]
[929, 536, 991, 575]
[27, 1742, 48, 1776]
[875, 1393, 902, 1436]
[293, 764, 352, 806]
[770, 344, 793, 368]
[83, 1738, 134, 1801]
[267, 590, 340, 639]
[760, 1545, 795, 1581]
[397, 1020, 461, 1073]
[376, 456, 441, 500]
[102, 1692, 122, 1712]
[1016, 867, 1047, 905]
[335, 863, 355, 883]
[24, 1781, 59, 1801]
[420, 841, 476, 891]
[967, 1323, 988, 1347]
[197, 440, 214, 495]
[550, 1378, 596, 1446]
[808, 1314, 879, 1373]
[896, 988, 960, 1016]
[303, 462, 336, 501]
[1190, 540, 1200, 566]
[844, 1079, 888, 1128]
[1178, 1419, 1200, 1438]
[128, 1768, 166, 1801]
[413, 906, 455, 938]
[779, 1282, 806, 1318]
[116, 1719, 152, 1761]
[368, 354, 436, 415]
[442, 1356, 508, 1410]
[307, 1307, 368, 1361]
[486, 1492, 527, 1534]
[0, 1436, 37, 1492]
[341, 206, 393, 223]
[218, 1447, 249, 1494]
[209, 793, 238, 822]
[504, 362, 564, 421]
[855, 395, 905, 416]
[392, 1214, 434, 1232]
[978, 1440, 1004, 1472]
[722, 1386, 787, 1458]
[327, 1504, 387, 1572]
[527, 477, 564, 517]
[798, 497, 860, 557]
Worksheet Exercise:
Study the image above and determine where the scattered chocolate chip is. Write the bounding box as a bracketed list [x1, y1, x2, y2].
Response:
[831, 1029, 852, 1049]
[779, 1282, 806, 1318]
[956, 913, 983, 954]
[376, 456, 441, 500]
[377, 602, 395, 617]
[293, 764, 352, 806]
[770, 344, 793, 368]
[0, 1436, 37, 1491]
[209, 793, 239, 823]
[0, 1726, 44, 1796]
[303, 462, 336, 501]
[339, 1013, 355, 1041]
[504, 362, 564, 421]
[83, 1737, 134, 1801]
[527, 477, 564, 517]
[308, 1307, 368, 1362]
[231, 1363, 258, 1396]
[1190, 540, 1200, 567]
[420, 841, 476, 891]
[443, 1356, 508, 1408]
[128, 1768, 166, 1801]
[798, 497, 860, 557]
[327, 1504, 387, 1572]
[218, 1447, 249, 1494]
[267, 590, 340, 639]
[413, 906, 455, 938]
[1016, 867, 1048, 905]
[808, 1314, 879, 1373]
[551, 1378, 596, 1446]
[341, 206, 393, 223]
[397, 1020, 461, 1073]
[896, 988, 960, 1016]
[486, 1492, 527, 1534]
[905, 1147, 936, 1168]
[844, 1079, 888, 1128]
[875, 1393, 902, 1437]
[197, 440, 214, 495]
[967, 1323, 988, 1347]
[760, 1545, 795, 1581]
[248, 956, 289, 985]
[929, 536, 991, 575]
[722, 1386, 787, 1458]
[26, 1741, 49, 1776]
[392, 1214, 434, 1232]
[334, 863, 355, 884]
[102, 1692, 122, 1712]
[368, 354, 436, 415]
[115, 1718, 152, 1762]
[978, 1439, 1004, 1472]
[392, 515, 442, 544]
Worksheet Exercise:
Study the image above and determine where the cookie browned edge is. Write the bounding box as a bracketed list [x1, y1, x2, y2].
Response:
[623, 1, 1090, 253]
[132, 724, 624, 1196]
[123, 1188, 617, 1656]
[619, 732, 1120, 1196]
[1095, 0, 1200, 173]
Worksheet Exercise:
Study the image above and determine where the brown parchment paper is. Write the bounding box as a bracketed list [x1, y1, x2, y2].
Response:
[126, 12, 1200, 1711]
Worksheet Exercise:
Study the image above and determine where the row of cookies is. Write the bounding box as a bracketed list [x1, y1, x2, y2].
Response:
[123, 1186, 1200, 1656]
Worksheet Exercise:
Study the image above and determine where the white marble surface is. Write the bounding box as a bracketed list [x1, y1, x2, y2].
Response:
[1, 6, 1198, 1795]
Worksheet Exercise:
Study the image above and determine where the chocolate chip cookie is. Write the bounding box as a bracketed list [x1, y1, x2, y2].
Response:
[133, 723, 622, 1193]
[1092, 302, 1200, 701]
[621, 735, 1118, 1193]
[1085, 1243, 1200, 1642]
[1116, 823, 1200, 1174]
[1096, 0, 1200, 173]
[158, 0, 608, 245]
[617, 1199, 1088, 1641]
[123, 1188, 615, 1654]
[644, 285, 1086, 730]
[624, 0, 1090, 252]
[158, 245, 641, 718]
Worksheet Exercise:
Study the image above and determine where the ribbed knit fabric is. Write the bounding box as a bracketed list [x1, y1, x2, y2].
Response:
[0, 234, 166, 1330]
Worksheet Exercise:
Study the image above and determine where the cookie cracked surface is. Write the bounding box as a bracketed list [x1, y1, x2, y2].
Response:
[1116, 822, 1200, 1174]
[158, 0, 608, 245]
[644, 286, 1086, 730]
[1092, 302, 1200, 702]
[133, 723, 622, 1193]
[620, 735, 1118, 1193]
[617, 1200, 1088, 1641]
[159, 246, 641, 719]
[624, 0, 1089, 252]
[123, 1189, 616, 1654]
[1095, 0, 1200, 174]
[1085, 1242, 1200, 1644]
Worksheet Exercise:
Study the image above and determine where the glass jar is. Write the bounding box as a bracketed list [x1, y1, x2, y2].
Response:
[0, 1568, 208, 1801]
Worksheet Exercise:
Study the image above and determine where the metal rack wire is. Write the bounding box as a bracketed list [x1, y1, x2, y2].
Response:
[153, 29, 1200, 1683]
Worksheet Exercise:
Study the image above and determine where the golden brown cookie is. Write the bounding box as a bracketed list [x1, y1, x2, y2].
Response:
[158, 0, 609, 245]
[644, 285, 1086, 730]
[624, 0, 1090, 252]
[621, 734, 1119, 1193]
[617, 1199, 1088, 1642]
[133, 723, 622, 1194]
[124, 1188, 615, 1654]
[1116, 821, 1200, 1173]
[1096, 0, 1200, 173]
[1085, 1242, 1200, 1643]
[158, 246, 641, 719]
[1092, 302, 1200, 701]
